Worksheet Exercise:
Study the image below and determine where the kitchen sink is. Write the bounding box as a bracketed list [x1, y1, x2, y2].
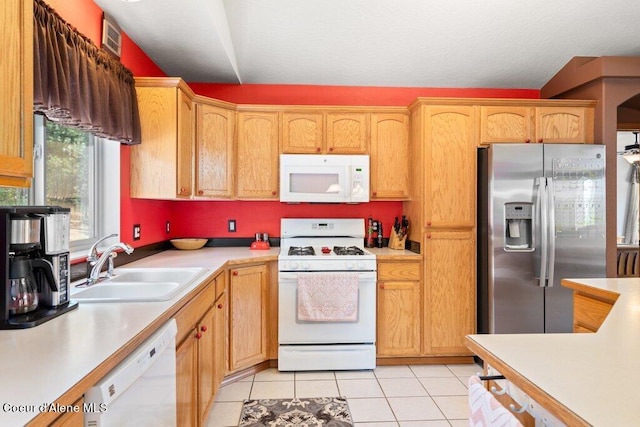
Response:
[72, 267, 206, 302]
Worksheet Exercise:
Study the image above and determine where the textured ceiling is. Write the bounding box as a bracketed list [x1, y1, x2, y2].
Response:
[94, 0, 640, 88]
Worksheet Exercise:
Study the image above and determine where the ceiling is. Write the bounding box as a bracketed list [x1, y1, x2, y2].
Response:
[94, 0, 640, 89]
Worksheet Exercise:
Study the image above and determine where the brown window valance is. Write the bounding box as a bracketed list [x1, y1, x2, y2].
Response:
[33, 0, 141, 145]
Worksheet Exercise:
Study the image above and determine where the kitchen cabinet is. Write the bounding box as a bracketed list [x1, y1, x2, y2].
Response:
[376, 261, 422, 357]
[573, 291, 616, 333]
[535, 106, 593, 143]
[325, 112, 368, 154]
[423, 105, 477, 228]
[423, 229, 475, 355]
[131, 78, 195, 199]
[194, 98, 235, 198]
[174, 273, 224, 426]
[370, 113, 410, 200]
[229, 264, 269, 372]
[236, 111, 280, 199]
[281, 112, 324, 153]
[0, 0, 33, 188]
[479, 102, 595, 145]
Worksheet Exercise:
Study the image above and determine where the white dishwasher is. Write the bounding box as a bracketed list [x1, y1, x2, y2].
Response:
[84, 319, 178, 427]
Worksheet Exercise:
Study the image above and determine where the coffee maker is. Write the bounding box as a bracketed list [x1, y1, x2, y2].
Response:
[1, 206, 78, 329]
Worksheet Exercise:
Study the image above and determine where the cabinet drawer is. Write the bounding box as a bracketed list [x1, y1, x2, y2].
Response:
[573, 293, 613, 332]
[377, 262, 421, 281]
[175, 281, 216, 344]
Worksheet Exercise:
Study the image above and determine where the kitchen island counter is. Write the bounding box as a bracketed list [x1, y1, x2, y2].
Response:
[466, 277, 640, 426]
[1, 247, 279, 427]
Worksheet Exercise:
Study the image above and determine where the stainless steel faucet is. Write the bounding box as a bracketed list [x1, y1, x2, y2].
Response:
[84, 235, 134, 287]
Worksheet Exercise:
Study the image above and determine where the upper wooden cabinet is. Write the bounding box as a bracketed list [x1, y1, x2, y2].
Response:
[479, 101, 595, 145]
[0, 0, 33, 188]
[236, 111, 280, 199]
[281, 112, 324, 153]
[423, 105, 477, 228]
[195, 98, 235, 198]
[370, 113, 410, 200]
[131, 78, 195, 199]
[326, 112, 368, 154]
[535, 106, 594, 143]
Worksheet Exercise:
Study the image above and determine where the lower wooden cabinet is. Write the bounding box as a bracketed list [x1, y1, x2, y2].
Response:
[175, 272, 226, 426]
[229, 264, 269, 372]
[573, 291, 616, 333]
[423, 230, 475, 355]
[377, 261, 422, 357]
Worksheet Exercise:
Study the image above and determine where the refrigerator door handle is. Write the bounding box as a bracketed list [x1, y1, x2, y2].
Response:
[546, 177, 556, 287]
[538, 177, 548, 287]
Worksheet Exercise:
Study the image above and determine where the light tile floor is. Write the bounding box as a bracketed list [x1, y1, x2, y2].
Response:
[205, 363, 482, 427]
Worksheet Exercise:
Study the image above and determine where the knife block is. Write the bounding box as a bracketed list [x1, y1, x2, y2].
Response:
[388, 229, 407, 250]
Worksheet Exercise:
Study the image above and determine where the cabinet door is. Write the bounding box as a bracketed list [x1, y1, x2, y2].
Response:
[236, 112, 279, 199]
[423, 106, 477, 228]
[196, 103, 235, 198]
[424, 230, 475, 355]
[177, 88, 194, 198]
[176, 333, 198, 427]
[229, 264, 268, 371]
[377, 280, 422, 357]
[535, 107, 592, 143]
[213, 293, 227, 395]
[281, 112, 324, 153]
[370, 113, 410, 199]
[0, 0, 33, 187]
[479, 106, 533, 144]
[326, 113, 368, 154]
[197, 306, 216, 425]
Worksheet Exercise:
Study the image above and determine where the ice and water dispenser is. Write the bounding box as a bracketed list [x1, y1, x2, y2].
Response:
[504, 203, 533, 251]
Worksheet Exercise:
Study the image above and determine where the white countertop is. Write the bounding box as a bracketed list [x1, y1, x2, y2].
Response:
[0, 247, 279, 426]
[467, 277, 640, 426]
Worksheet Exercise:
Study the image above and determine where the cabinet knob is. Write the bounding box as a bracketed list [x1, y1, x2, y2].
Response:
[198, 190, 204, 195]
[427, 233, 432, 239]
[380, 284, 385, 289]
[538, 138, 544, 143]
[271, 191, 277, 196]
[427, 221, 432, 227]
[328, 147, 334, 152]
[218, 303, 223, 309]
[524, 138, 531, 143]
[200, 325, 207, 332]
[232, 271, 238, 276]
[196, 332, 202, 339]
[316, 147, 321, 152]
[180, 187, 186, 193]
[372, 191, 377, 197]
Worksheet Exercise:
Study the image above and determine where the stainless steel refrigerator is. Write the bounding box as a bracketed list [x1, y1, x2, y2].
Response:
[477, 144, 606, 334]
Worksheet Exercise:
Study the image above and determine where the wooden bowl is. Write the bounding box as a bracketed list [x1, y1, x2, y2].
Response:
[170, 238, 208, 250]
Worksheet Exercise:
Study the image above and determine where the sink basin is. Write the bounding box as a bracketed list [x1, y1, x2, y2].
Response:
[72, 267, 205, 302]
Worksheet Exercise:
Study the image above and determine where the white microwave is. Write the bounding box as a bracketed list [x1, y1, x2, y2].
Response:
[279, 154, 370, 203]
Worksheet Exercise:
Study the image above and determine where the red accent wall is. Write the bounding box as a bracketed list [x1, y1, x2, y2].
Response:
[44, 0, 541, 245]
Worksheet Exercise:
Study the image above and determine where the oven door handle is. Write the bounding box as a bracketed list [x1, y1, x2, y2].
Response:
[279, 271, 377, 281]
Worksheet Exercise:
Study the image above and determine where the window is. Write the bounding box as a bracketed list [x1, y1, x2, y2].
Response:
[0, 115, 120, 258]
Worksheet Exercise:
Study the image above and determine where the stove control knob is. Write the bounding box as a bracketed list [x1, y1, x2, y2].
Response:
[289, 261, 299, 270]
[357, 261, 365, 269]
[345, 261, 354, 270]
[301, 262, 311, 270]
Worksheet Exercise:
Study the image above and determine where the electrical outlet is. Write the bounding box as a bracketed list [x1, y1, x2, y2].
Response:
[133, 224, 141, 241]
[228, 219, 236, 233]
[166, 221, 170, 234]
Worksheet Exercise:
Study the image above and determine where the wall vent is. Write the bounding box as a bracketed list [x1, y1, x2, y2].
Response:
[102, 13, 122, 58]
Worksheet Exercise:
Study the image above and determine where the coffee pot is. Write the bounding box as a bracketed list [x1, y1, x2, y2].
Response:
[8, 257, 57, 315]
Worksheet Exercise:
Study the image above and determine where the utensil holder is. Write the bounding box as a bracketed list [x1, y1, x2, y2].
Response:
[388, 229, 407, 250]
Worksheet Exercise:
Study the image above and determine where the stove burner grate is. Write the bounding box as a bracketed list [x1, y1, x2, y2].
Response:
[288, 246, 316, 256]
[333, 246, 365, 256]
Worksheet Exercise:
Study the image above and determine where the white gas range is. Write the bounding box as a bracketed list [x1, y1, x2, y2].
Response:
[278, 218, 377, 371]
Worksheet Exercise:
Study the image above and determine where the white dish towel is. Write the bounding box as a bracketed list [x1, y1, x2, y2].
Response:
[297, 272, 359, 322]
[468, 375, 523, 427]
